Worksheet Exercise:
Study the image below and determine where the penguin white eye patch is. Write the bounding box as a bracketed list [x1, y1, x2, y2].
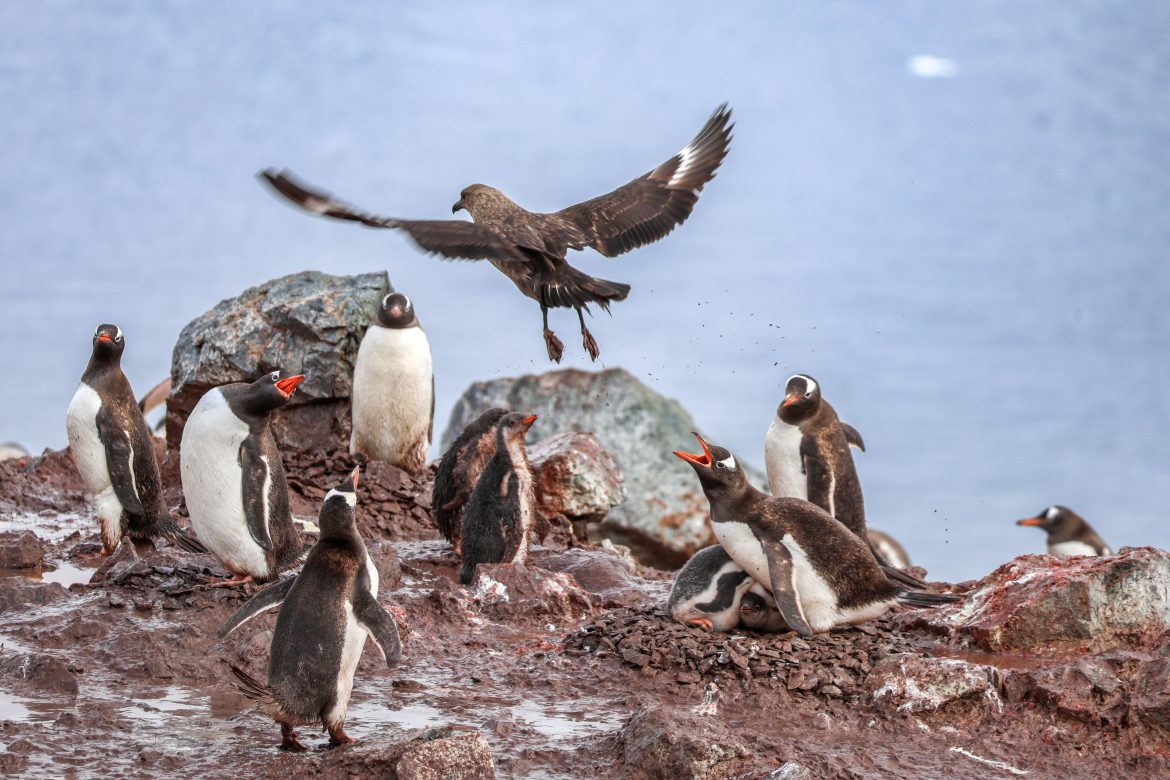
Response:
[715, 455, 737, 470]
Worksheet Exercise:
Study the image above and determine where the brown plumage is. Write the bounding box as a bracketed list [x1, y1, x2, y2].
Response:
[259, 104, 733, 362]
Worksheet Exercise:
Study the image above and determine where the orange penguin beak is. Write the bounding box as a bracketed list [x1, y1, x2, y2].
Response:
[1016, 517, 1044, 527]
[520, 415, 538, 427]
[350, 465, 361, 491]
[97, 333, 113, 343]
[275, 374, 304, 398]
[673, 433, 713, 467]
[781, 393, 800, 409]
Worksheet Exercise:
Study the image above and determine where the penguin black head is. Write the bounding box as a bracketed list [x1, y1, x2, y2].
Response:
[319, 466, 361, 538]
[90, 323, 125, 363]
[1017, 505, 1082, 535]
[673, 433, 747, 495]
[739, 592, 769, 628]
[377, 293, 418, 329]
[778, 374, 821, 424]
[239, 369, 304, 416]
[496, 412, 538, 444]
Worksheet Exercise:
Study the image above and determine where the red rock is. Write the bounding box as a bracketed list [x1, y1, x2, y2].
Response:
[528, 432, 625, 520]
[0, 531, 45, 569]
[901, 547, 1170, 655]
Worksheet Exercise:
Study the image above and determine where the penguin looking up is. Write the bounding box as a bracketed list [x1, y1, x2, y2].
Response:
[350, 292, 434, 474]
[764, 374, 924, 588]
[180, 370, 306, 586]
[1017, 505, 1112, 557]
[667, 545, 757, 632]
[431, 407, 510, 553]
[223, 467, 402, 751]
[675, 433, 958, 636]
[458, 412, 537, 585]
[65, 324, 203, 555]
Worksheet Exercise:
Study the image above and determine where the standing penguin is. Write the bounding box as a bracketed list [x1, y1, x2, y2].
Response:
[668, 545, 757, 632]
[458, 412, 537, 585]
[1017, 505, 1112, 556]
[350, 292, 434, 474]
[676, 433, 957, 636]
[65, 324, 202, 554]
[222, 468, 402, 750]
[764, 374, 923, 586]
[180, 370, 305, 585]
[431, 407, 510, 552]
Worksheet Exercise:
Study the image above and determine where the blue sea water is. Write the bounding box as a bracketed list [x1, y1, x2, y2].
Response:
[1, 2, 1167, 581]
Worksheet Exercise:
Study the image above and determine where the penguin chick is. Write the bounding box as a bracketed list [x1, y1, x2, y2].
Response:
[738, 586, 790, 633]
[180, 370, 306, 585]
[459, 413, 537, 585]
[432, 407, 510, 553]
[675, 433, 958, 637]
[668, 545, 756, 632]
[65, 323, 203, 554]
[224, 467, 402, 750]
[350, 292, 434, 474]
[1017, 505, 1112, 556]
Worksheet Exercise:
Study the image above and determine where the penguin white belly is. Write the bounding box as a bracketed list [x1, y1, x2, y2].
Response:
[712, 521, 771, 586]
[350, 327, 433, 470]
[180, 392, 268, 577]
[512, 459, 534, 565]
[779, 534, 846, 632]
[327, 553, 380, 727]
[66, 384, 124, 548]
[764, 418, 808, 501]
[1050, 541, 1099, 557]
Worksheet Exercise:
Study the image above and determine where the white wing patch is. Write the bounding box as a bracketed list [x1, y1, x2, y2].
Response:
[668, 142, 699, 188]
[259, 455, 272, 541]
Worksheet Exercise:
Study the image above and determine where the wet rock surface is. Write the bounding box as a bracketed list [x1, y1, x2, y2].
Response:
[0, 450, 1167, 779]
[0, 530, 46, 569]
[442, 368, 766, 567]
[166, 270, 390, 451]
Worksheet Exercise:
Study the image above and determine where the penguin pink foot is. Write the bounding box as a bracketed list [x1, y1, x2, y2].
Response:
[206, 573, 256, 588]
[280, 724, 306, 752]
[327, 724, 355, 747]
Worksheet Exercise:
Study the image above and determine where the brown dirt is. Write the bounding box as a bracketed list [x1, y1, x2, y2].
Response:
[0, 450, 1166, 778]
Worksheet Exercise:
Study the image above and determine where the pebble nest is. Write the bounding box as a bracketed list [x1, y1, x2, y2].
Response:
[563, 606, 925, 698]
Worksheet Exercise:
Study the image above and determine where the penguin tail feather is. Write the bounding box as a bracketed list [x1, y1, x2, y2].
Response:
[882, 564, 928, 590]
[229, 665, 273, 703]
[164, 522, 207, 555]
[897, 590, 960, 608]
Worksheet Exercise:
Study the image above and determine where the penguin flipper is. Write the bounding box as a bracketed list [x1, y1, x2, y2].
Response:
[95, 409, 145, 516]
[841, 423, 866, 452]
[353, 589, 402, 668]
[238, 438, 275, 551]
[799, 437, 834, 516]
[218, 575, 296, 638]
[761, 539, 815, 637]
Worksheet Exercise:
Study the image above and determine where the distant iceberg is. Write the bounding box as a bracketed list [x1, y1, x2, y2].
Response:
[906, 55, 958, 79]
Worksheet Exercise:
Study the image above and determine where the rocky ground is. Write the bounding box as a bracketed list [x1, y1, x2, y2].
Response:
[1, 448, 1168, 779]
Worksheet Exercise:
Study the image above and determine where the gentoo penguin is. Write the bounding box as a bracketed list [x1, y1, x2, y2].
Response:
[1017, 505, 1112, 556]
[764, 373, 867, 533]
[459, 412, 537, 585]
[738, 587, 789, 633]
[65, 324, 202, 554]
[764, 374, 924, 587]
[180, 370, 305, 585]
[0, 442, 29, 462]
[223, 468, 402, 750]
[675, 433, 957, 636]
[350, 292, 434, 474]
[432, 407, 510, 553]
[867, 529, 911, 570]
[668, 545, 756, 632]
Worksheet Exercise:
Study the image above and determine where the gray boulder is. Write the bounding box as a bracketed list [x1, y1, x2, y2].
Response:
[442, 368, 762, 567]
[166, 270, 389, 451]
